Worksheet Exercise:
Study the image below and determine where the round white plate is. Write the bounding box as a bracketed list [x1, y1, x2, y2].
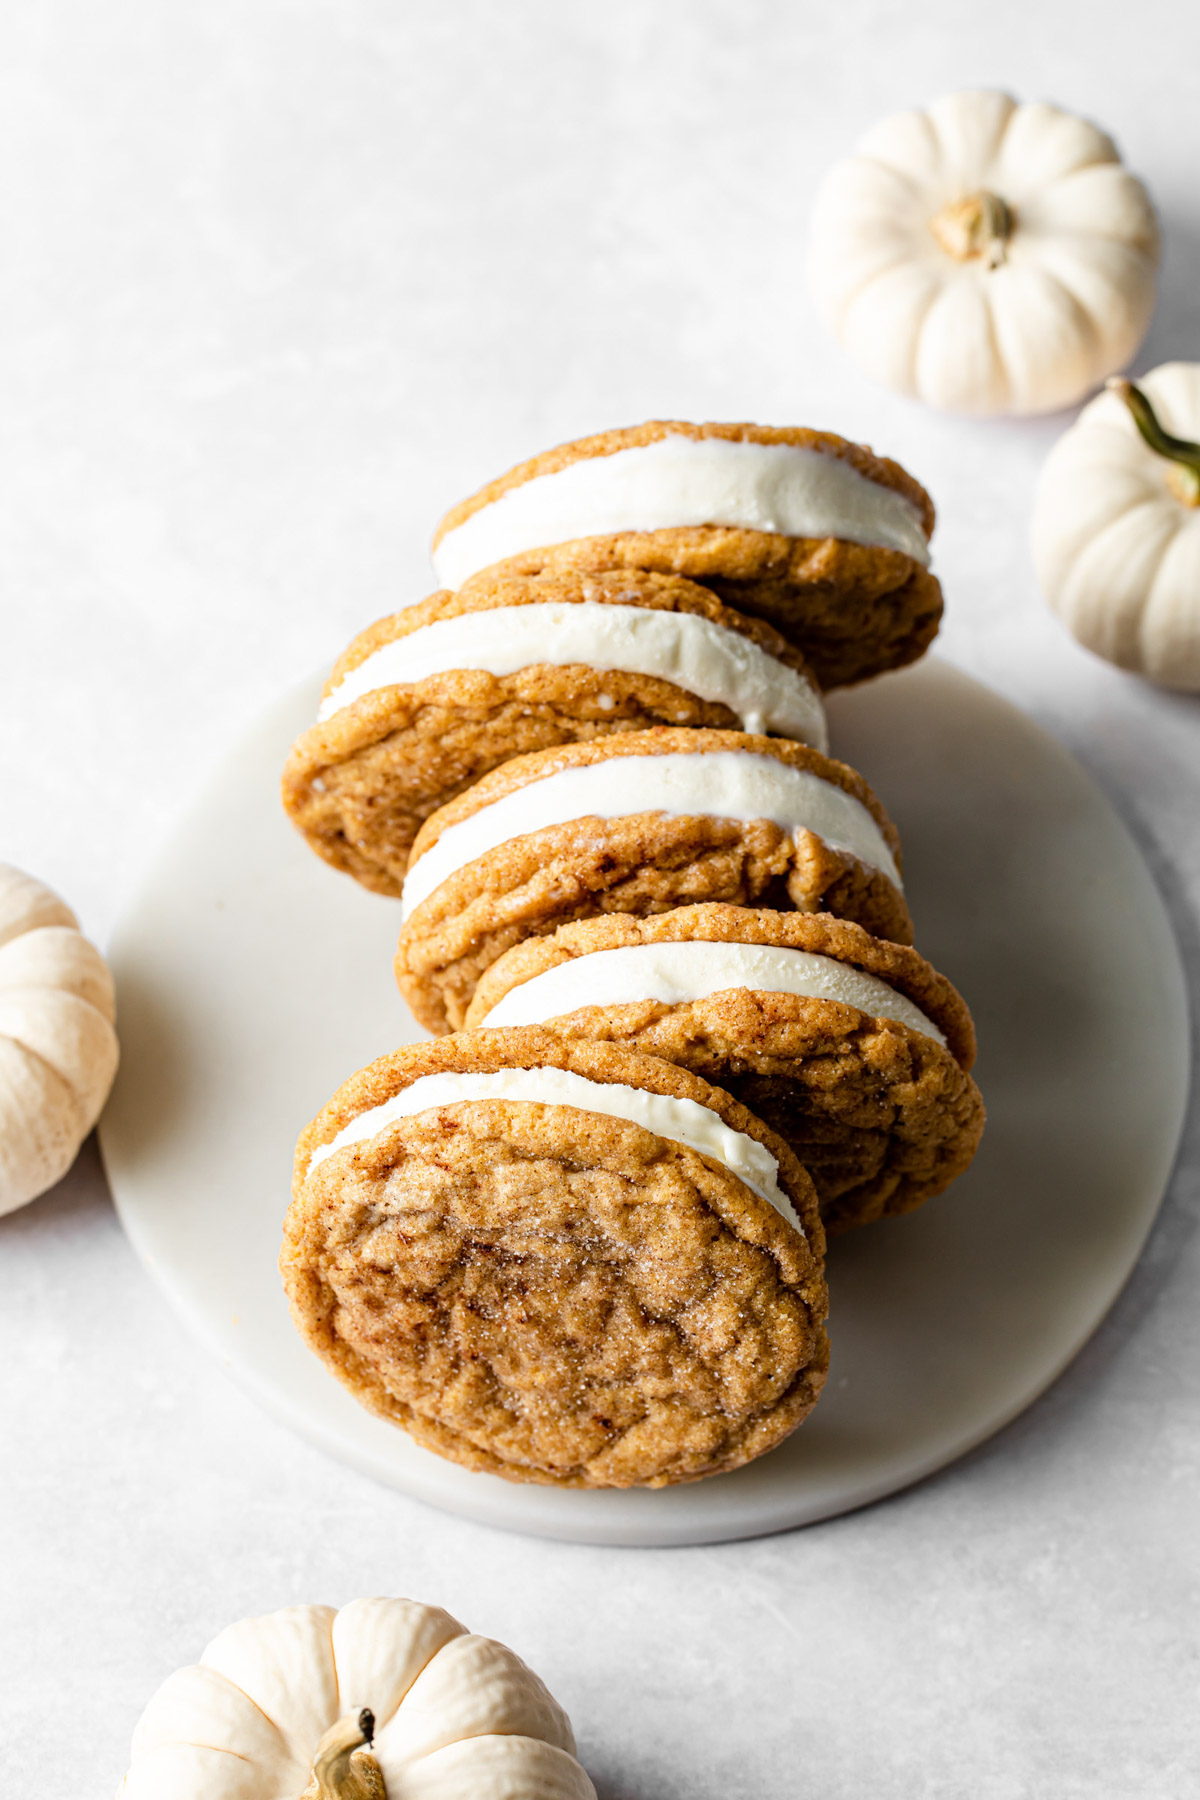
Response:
[100, 660, 1190, 1545]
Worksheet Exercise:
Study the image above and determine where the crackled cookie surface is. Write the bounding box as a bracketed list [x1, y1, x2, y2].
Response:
[432, 422, 941, 688]
[282, 569, 825, 897]
[468, 906, 985, 1232]
[282, 1032, 828, 1488]
[394, 727, 911, 1033]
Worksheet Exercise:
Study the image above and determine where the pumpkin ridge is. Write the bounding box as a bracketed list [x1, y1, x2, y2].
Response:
[0, 929, 117, 1021]
[211, 1674, 299, 1746]
[856, 155, 926, 201]
[333, 1626, 453, 1733]
[194, 1633, 316, 1747]
[834, 248, 917, 321]
[1082, 497, 1182, 561]
[977, 280, 1014, 411]
[1035, 149, 1121, 183]
[1032, 264, 1103, 353]
[0, 979, 112, 1011]
[172, 1742, 256, 1761]
[0, 1036, 89, 1123]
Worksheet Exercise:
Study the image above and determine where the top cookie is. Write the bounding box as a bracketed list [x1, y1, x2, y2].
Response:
[431, 422, 941, 688]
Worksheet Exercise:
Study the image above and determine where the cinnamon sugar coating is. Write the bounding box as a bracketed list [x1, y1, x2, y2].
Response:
[283, 1032, 828, 1487]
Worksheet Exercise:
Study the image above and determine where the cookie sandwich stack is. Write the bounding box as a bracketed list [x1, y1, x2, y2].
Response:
[281, 420, 985, 1489]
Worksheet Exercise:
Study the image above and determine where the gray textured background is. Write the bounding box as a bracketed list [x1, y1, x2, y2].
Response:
[2, 3, 1198, 1794]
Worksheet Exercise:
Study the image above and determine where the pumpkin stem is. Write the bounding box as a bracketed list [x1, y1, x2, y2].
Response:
[1108, 378, 1200, 507]
[304, 1709, 387, 1800]
[929, 190, 1014, 267]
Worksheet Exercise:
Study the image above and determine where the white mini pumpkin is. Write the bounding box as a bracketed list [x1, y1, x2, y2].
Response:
[1032, 363, 1200, 688]
[809, 90, 1159, 415]
[120, 1596, 597, 1800]
[0, 864, 118, 1215]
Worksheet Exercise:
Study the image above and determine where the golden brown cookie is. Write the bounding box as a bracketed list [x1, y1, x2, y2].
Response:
[467, 905, 985, 1233]
[394, 727, 912, 1033]
[281, 569, 826, 897]
[431, 422, 941, 689]
[282, 1030, 828, 1488]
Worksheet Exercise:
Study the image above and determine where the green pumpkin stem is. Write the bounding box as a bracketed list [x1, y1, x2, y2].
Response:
[1108, 378, 1200, 507]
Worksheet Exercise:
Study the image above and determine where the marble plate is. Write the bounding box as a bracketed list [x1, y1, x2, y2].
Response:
[99, 660, 1190, 1545]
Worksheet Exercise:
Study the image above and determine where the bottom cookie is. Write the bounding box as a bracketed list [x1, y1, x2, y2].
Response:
[466, 906, 985, 1232]
[283, 1031, 828, 1488]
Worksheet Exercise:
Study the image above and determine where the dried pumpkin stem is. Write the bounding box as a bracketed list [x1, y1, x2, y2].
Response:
[929, 190, 1014, 267]
[1108, 378, 1200, 507]
[304, 1708, 387, 1800]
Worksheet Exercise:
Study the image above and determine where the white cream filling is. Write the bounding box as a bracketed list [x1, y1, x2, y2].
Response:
[317, 601, 827, 748]
[306, 1065, 802, 1233]
[400, 749, 900, 921]
[432, 435, 930, 589]
[479, 940, 945, 1045]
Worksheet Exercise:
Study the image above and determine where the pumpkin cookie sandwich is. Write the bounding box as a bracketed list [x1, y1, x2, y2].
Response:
[282, 568, 826, 896]
[431, 421, 941, 688]
[395, 727, 912, 1033]
[282, 1030, 828, 1489]
[467, 906, 984, 1233]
